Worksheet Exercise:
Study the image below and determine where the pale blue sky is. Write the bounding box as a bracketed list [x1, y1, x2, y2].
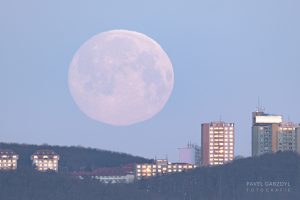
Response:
[1, 0, 300, 161]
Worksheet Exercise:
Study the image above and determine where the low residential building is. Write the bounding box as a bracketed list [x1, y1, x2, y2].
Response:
[0, 149, 19, 170]
[135, 159, 197, 180]
[72, 164, 135, 184]
[31, 150, 60, 172]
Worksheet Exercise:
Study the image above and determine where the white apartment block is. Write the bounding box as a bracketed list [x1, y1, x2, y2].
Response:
[31, 150, 60, 172]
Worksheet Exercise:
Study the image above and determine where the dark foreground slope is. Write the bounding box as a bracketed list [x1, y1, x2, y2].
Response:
[0, 170, 167, 200]
[1, 143, 300, 200]
[140, 151, 300, 200]
[0, 142, 151, 171]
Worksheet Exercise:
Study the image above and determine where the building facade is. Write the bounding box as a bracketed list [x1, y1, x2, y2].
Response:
[72, 164, 135, 184]
[201, 122, 235, 166]
[277, 122, 300, 153]
[252, 111, 283, 156]
[135, 159, 196, 179]
[31, 150, 60, 172]
[178, 143, 201, 166]
[252, 110, 300, 156]
[252, 111, 300, 156]
[0, 149, 19, 170]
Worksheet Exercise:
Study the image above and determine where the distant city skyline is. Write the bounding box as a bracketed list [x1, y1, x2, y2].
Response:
[1, 0, 300, 162]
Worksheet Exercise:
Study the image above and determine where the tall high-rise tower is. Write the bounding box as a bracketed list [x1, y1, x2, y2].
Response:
[252, 110, 300, 156]
[201, 122, 234, 166]
[252, 111, 282, 156]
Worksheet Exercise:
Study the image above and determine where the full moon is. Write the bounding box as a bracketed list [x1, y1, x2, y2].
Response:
[68, 30, 174, 126]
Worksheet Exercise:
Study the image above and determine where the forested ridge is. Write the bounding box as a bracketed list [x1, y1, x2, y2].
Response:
[0, 143, 300, 200]
[141, 151, 300, 200]
[0, 169, 167, 200]
[0, 142, 151, 171]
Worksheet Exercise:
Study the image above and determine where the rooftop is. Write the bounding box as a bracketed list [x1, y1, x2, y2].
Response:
[0, 149, 18, 155]
[32, 149, 58, 155]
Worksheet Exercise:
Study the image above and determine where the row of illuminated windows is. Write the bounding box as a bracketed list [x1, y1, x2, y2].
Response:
[209, 142, 234, 146]
[0, 155, 18, 159]
[36, 163, 57, 167]
[34, 159, 58, 161]
[209, 158, 232, 162]
[210, 134, 234, 138]
[209, 135, 233, 138]
[138, 165, 165, 169]
[210, 142, 234, 145]
[210, 135, 234, 138]
[280, 128, 296, 131]
[0, 159, 17, 163]
[137, 168, 189, 177]
[209, 131, 234, 134]
[210, 130, 234, 132]
[209, 155, 233, 160]
[210, 146, 233, 150]
[137, 169, 164, 173]
[209, 127, 234, 130]
[210, 150, 233, 155]
[210, 155, 233, 158]
[0, 163, 17, 167]
[139, 166, 167, 171]
[137, 165, 194, 172]
[209, 147, 234, 151]
[38, 167, 57, 171]
[137, 168, 185, 174]
[210, 139, 234, 143]
[209, 145, 233, 150]
[33, 160, 58, 163]
[137, 164, 194, 170]
[210, 162, 227, 165]
[210, 138, 234, 141]
[137, 173, 154, 177]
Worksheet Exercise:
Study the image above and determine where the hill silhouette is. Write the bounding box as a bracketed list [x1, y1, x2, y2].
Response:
[140, 151, 300, 200]
[0, 143, 300, 200]
[0, 142, 151, 171]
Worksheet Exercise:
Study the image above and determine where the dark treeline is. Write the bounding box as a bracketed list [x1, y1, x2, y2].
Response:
[139, 151, 300, 200]
[0, 143, 151, 171]
[1, 143, 300, 200]
[0, 169, 168, 200]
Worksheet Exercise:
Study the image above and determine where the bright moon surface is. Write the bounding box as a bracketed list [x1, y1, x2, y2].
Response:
[68, 30, 174, 126]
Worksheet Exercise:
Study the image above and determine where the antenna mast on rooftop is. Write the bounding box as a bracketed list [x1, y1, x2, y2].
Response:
[257, 97, 265, 112]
